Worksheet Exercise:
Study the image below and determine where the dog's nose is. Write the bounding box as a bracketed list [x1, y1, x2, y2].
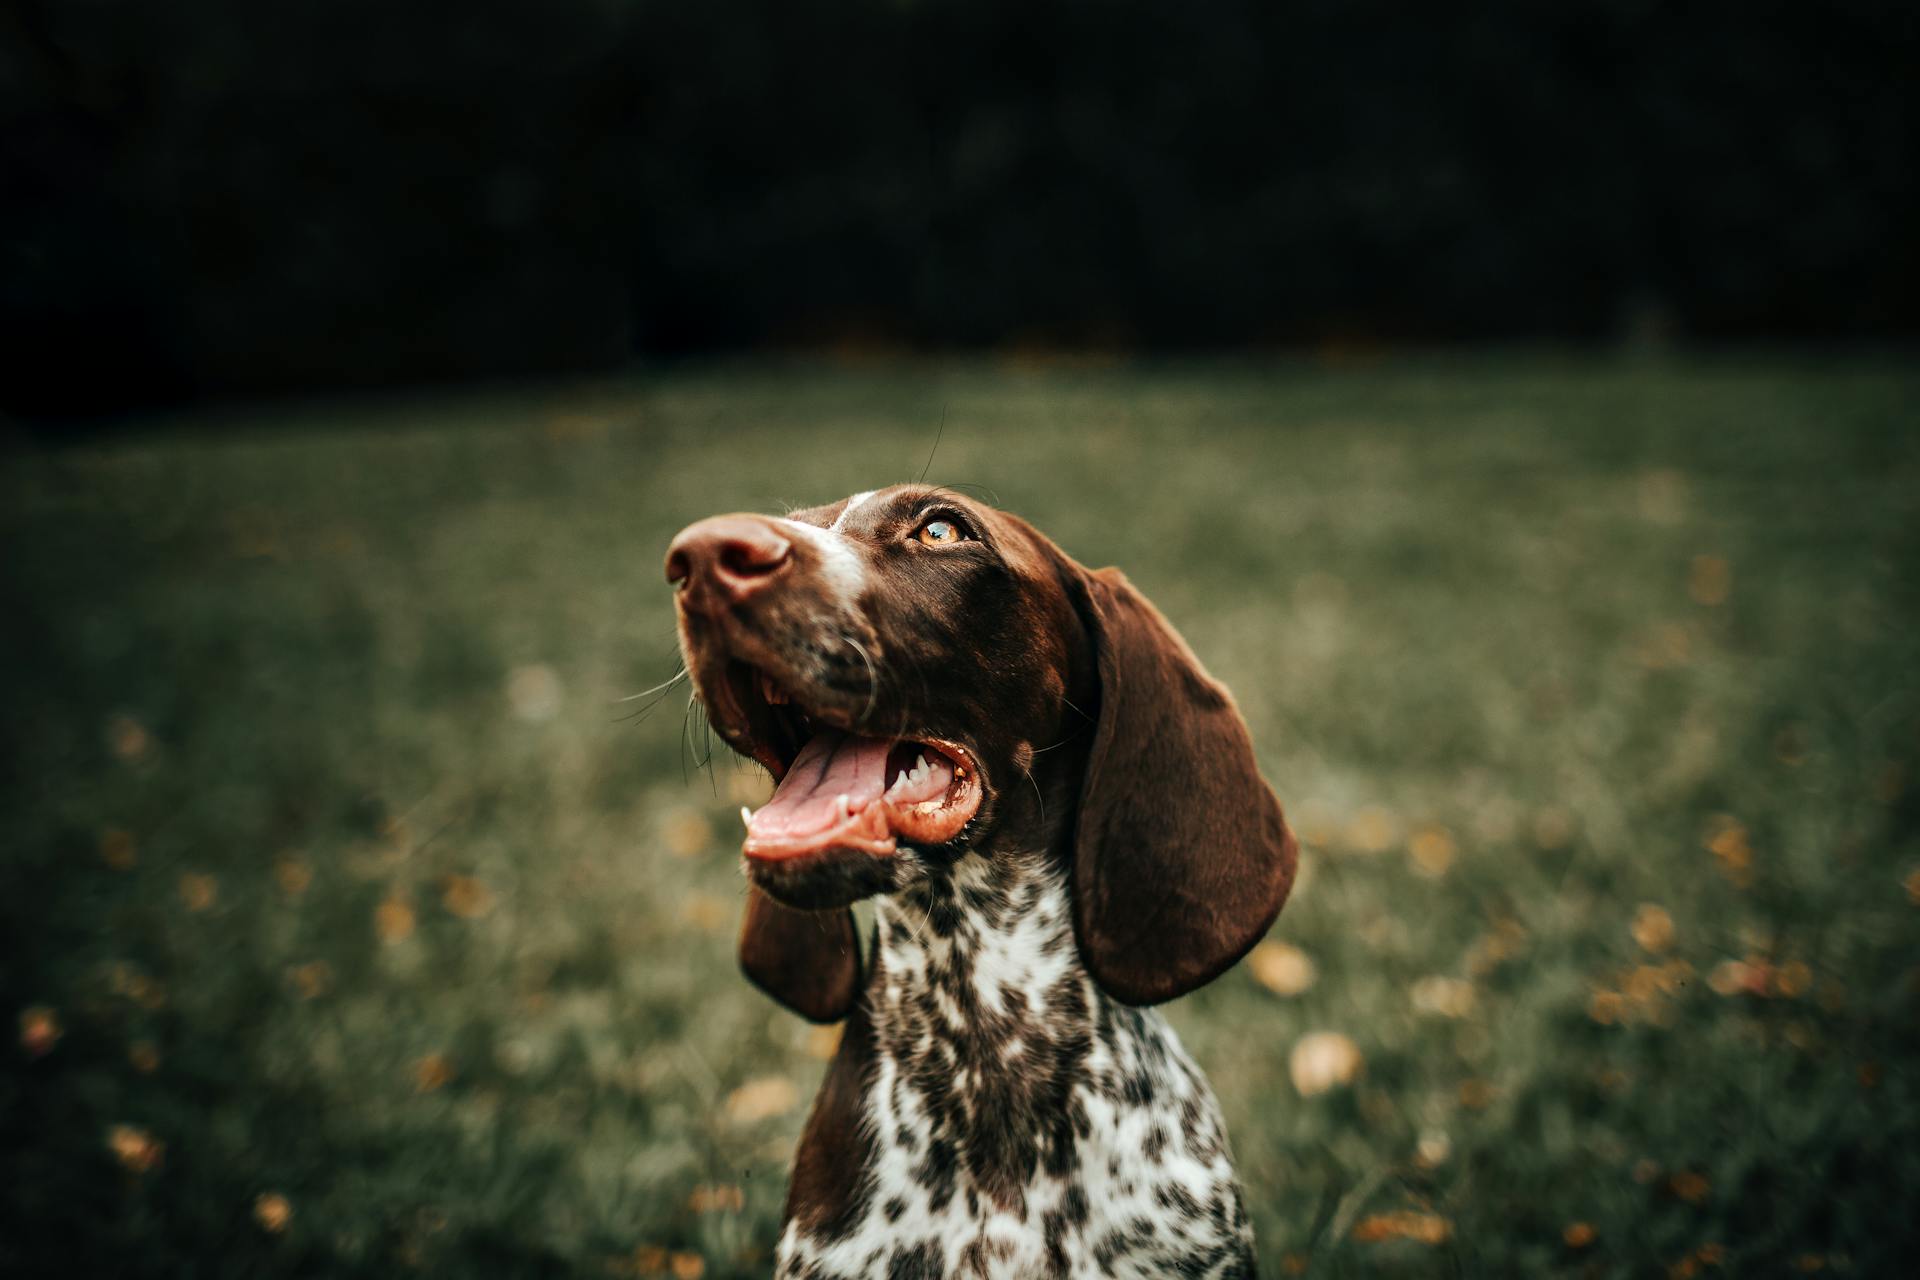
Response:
[665, 515, 793, 611]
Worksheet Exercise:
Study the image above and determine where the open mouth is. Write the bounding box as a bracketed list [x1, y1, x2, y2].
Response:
[719, 662, 983, 863]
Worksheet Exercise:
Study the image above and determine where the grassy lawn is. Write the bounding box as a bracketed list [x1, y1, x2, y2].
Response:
[3, 356, 1917, 1277]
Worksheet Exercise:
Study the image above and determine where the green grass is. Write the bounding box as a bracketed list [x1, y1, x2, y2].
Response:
[4, 356, 1918, 1277]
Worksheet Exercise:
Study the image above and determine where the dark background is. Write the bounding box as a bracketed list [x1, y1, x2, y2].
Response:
[4, 0, 1916, 419]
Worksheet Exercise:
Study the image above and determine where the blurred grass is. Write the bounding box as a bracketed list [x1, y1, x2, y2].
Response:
[3, 356, 1918, 1277]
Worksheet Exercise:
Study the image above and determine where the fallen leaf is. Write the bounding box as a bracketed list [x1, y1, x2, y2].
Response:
[1669, 1170, 1710, 1203]
[1352, 1210, 1451, 1245]
[100, 829, 137, 870]
[1247, 941, 1317, 997]
[726, 1075, 798, 1124]
[19, 1005, 62, 1057]
[276, 858, 313, 896]
[1631, 903, 1675, 953]
[178, 873, 219, 913]
[686, 1183, 745, 1213]
[507, 663, 563, 722]
[1410, 976, 1476, 1019]
[1345, 806, 1397, 854]
[1457, 1078, 1497, 1109]
[414, 1054, 454, 1093]
[376, 897, 416, 943]
[1407, 826, 1456, 877]
[441, 875, 494, 920]
[106, 714, 151, 762]
[804, 1024, 843, 1060]
[254, 1191, 293, 1232]
[106, 1124, 165, 1174]
[1288, 1031, 1363, 1096]
[662, 809, 713, 858]
[289, 961, 332, 1000]
[1688, 554, 1731, 606]
[680, 892, 729, 933]
[1564, 1222, 1596, 1248]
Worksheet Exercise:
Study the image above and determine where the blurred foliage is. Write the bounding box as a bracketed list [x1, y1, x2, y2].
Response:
[3, 357, 1920, 1276]
[3, 1, 1917, 416]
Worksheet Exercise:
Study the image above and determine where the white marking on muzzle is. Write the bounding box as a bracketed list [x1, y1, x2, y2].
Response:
[776, 515, 867, 604]
[830, 491, 876, 532]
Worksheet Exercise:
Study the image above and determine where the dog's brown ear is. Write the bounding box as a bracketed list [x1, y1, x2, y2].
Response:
[1067, 566, 1297, 1006]
[738, 888, 861, 1023]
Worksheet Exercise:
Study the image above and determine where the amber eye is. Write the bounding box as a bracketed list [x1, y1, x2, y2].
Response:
[916, 518, 965, 546]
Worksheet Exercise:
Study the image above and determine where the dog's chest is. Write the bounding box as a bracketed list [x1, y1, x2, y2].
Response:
[775, 857, 1253, 1280]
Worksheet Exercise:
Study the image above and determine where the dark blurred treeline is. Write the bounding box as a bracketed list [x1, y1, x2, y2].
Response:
[3, 0, 1916, 418]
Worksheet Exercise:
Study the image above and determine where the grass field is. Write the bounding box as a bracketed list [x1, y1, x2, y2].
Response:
[4, 357, 1918, 1277]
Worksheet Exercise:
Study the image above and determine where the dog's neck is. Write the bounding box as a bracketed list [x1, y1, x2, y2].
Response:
[870, 847, 1090, 1033]
[864, 846, 1107, 1207]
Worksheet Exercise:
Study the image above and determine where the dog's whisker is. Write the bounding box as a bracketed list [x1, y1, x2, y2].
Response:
[615, 667, 688, 703]
[842, 634, 879, 727]
[1020, 762, 1047, 826]
[613, 674, 689, 725]
[1030, 725, 1091, 755]
[915, 406, 947, 484]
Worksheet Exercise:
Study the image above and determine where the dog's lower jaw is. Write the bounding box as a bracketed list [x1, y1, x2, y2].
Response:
[773, 848, 1255, 1279]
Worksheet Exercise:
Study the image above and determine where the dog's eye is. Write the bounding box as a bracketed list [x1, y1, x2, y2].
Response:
[915, 518, 967, 546]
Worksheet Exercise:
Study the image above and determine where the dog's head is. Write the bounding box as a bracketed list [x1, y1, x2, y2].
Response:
[665, 485, 1296, 1017]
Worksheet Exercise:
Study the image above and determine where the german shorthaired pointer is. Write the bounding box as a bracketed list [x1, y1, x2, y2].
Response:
[665, 486, 1298, 1278]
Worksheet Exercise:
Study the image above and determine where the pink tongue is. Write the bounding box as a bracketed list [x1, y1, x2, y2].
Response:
[748, 730, 892, 841]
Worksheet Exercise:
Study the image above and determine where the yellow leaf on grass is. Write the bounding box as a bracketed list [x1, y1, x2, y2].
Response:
[178, 873, 219, 913]
[106, 1124, 166, 1174]
[106, 714, 152, 762]
[1688, 554, 1731, 606]
[375, 897, 416, 943]
[1288, 1032, 1363, 1096]
[1631, 903, 1675, 953]
[1345, 806, 1397, 854]
[413, 1054, 454, 1093]
[1669, 1170, 1710, 1203]
[19, 1006, 61, 1057]
[100, 828, 137, 870]
[254, 1192, 293, 1232]
[275, 858, 313, 896]
[804, 1024, 843, 1060]
[680, 892, 729, 933]
[726, 1075, 798, 1124]
[686, 1183, 745, 1213]
[289, 961, 333, 1000]
[1411, 976, 1475, 1019]
[441, 875, 494, 919]
[1352, 1210, 1451, 1245]
[1407, 826, 1456, 877]
[662, 808, 714, 858]
[1247, 942, 1317, 997]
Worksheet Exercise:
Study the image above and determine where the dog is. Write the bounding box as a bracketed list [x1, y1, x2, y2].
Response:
[666, 485, 1297, 1278]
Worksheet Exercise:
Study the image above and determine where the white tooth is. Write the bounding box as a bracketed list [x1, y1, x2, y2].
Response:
[740, 806, 754, 830]
[915, 754, 930, 777]
[836, 793, 851, 815]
